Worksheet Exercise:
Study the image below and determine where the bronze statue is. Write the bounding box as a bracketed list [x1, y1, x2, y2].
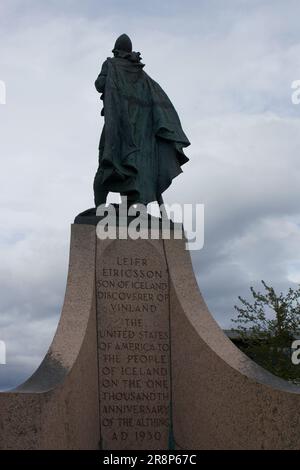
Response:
[93, 34, 190, 208]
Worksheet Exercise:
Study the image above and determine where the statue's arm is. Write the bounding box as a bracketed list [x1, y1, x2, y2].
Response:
[95, 60, 108, 93]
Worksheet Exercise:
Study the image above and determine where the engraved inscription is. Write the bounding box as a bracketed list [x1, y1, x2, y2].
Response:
[96, 240, 170, 450]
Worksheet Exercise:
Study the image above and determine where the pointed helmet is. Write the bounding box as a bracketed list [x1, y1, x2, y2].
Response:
[113, 33, 132, 53]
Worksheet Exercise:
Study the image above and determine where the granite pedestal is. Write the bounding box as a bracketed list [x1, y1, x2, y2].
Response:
[1, 220, 300, 450]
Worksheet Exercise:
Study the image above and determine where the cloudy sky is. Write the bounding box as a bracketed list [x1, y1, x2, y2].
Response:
[0, 0, 300, 389]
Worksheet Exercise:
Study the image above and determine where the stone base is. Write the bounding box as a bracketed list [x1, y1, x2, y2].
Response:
[96, 237, 170, 449]
[1, 222, 300, 449]
[0, 225, 99, 449]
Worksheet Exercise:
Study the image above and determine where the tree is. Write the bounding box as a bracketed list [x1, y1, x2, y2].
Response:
[231, 281, 300, 383]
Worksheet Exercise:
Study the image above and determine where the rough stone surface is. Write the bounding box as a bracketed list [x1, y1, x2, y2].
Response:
[164, 237, 300, 450]
[0, 225, 100, 449]
[1, 224, 300, 449]
[96, 238, 171, 450]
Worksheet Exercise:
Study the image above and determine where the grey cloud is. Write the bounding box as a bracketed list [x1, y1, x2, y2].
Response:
[1, 1, 300, 389]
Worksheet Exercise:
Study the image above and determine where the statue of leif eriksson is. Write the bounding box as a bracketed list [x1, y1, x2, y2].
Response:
[93, 33, 190, 208]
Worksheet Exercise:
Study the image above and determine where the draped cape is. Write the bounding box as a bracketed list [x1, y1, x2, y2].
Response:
[96, 57, 190, 204]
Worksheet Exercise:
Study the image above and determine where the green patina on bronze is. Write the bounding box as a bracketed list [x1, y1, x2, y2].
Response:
[93, 34, 190, 207]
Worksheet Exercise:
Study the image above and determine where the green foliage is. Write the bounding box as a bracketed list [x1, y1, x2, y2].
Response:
[231, 281, 300, 383]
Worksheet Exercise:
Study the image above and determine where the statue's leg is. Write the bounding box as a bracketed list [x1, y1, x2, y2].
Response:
[94, 130, 108, 207]
[120, 192, 139, 211]
[157, 193, 168, 219]
[93, 168, 108, 207]
[157, 193, 164, 206]
[94, 189, 109, 207]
